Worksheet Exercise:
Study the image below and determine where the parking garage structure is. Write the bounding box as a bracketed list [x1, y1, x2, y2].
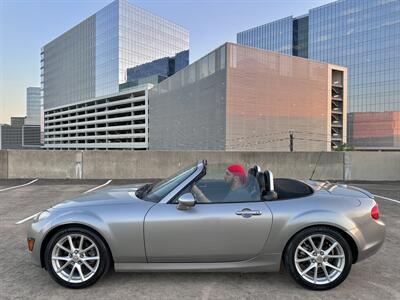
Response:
[43, 84, 151, 150]
[149, 43, 347, 151]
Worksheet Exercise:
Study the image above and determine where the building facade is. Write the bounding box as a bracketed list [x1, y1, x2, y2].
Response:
[10, 117, 25, 127]
[237, 17, 294, 56]
[127, 50, 189, 86]
[237, 0, 400, 149]
[0, 117, 41, 149]
[348, 111, 400, 149]
[44, 85, 151, 150]
[25, 87, 41, 125]
[41, 0, 189, 110]
[149, 43, 347, 151]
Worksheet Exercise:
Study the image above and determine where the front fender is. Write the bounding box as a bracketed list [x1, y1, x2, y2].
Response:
[28, 209, 114, 268]
[34, 202, 149, 266]
[48, 209, 112, 240]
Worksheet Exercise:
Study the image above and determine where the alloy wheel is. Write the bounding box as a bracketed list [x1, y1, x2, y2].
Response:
[294, 234, 345, 285]
[51, 234, 100, 283]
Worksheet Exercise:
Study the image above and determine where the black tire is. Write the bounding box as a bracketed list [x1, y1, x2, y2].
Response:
[44, 227, 111, 289]
[283, 226, 353, 290]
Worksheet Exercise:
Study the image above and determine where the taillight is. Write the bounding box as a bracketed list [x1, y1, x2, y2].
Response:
[371, 204, 379, 220]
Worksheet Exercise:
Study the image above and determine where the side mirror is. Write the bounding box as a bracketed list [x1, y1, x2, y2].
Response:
[177, 193, 196, 210]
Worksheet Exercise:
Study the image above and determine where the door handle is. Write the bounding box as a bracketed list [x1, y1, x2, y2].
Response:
[235, 209, 262, 218]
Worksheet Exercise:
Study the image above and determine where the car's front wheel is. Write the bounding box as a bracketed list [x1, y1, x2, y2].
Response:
[284, 226, 352, 290]
[44, 227, 110, 288]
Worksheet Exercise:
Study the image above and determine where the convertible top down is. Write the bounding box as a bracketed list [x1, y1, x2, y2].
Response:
[26, 160, 385, 290]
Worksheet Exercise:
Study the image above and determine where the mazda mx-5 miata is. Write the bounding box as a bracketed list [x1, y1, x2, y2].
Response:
[26, 160, 385, 290]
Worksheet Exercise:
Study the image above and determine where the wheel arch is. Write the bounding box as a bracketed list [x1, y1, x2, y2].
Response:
[281, 224, 359, 266]
[40, 223, 114, 269]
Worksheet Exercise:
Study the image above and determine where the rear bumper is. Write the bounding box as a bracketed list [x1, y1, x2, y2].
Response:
[350, 218, 385, 263]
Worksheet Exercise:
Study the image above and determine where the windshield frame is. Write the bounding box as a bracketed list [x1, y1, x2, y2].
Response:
[144, 160, 206, 203]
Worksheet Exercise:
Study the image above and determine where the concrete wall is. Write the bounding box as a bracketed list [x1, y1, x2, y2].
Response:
[2, 150, 399, 181]
[51, 150, 345, 180]
[0, 150, 8, 179]
[344, 152, 400, 181]
[7, 150, 83, 179]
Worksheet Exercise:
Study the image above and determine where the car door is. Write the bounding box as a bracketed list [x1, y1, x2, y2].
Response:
[144, 200, 273, 263]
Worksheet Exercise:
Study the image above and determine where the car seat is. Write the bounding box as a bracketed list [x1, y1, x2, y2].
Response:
[246, 165, 261, 200]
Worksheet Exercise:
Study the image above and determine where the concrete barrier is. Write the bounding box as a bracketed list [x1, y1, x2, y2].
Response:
[7, 150, 83, 179]
[344, 152, 400, 181]
[0, 150, 7, 179]
[1, 150, 399, 181]
[82, 151, 344, 180]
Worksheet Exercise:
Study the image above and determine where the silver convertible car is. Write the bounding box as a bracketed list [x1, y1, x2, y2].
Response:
[26, 160, 385, 290]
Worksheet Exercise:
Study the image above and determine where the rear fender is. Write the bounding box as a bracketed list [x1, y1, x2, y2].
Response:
[264, 210, 358, 255]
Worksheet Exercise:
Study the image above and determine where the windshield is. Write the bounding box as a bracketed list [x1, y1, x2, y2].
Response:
[137, 163, 198, 202]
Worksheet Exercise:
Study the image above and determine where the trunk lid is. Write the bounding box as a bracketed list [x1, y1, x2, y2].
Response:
[305, 180, 373, 199]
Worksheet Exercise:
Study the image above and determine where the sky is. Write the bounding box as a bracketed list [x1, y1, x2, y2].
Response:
[0, 0, 334, 124]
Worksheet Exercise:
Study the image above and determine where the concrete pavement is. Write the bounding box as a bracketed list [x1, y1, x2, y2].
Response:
[0, 180, 399, 299]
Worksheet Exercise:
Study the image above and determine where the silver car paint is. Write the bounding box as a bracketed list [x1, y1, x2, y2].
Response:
[27, 161, 385, 273]
[262, 189, 383, 259]
[28, 186, 156, 266]
[114, 253, 282, 272]
[144, 202, 273, 263]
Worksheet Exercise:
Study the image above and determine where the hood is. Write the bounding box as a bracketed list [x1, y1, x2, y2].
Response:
[306, 180, 373, 199]
[51, 184, 146, 210]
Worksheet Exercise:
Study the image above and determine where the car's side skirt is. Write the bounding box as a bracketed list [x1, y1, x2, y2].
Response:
[114, 254, 281, 272]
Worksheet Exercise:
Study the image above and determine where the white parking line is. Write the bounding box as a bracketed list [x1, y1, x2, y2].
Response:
[83, 180, 112, 194]
[15, 211, 41, 225]
[0, 179, 38, 192]
[374, 194, 400, 204]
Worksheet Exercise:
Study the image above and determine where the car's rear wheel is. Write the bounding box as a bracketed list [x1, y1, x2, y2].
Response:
[284, 226, 352, 290]
[44, 227, 110, 288]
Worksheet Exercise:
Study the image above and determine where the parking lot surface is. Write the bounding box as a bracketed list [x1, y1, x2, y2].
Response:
[0, 179, 399, 300]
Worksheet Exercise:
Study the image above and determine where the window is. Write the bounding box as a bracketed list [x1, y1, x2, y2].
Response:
[173, 164, 261, 204]
[143, 163, 198, 203]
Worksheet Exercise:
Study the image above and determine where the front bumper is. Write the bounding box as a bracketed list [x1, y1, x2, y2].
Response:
[26, 215, 52, 267]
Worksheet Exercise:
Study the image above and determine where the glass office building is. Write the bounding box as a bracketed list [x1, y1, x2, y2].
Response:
[126, 50, 189, 85]
[25, 87, 41, 125]
[237, 17, 294, 56]
[237, 0, 400, 149]
[42, 0, 189, 110]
